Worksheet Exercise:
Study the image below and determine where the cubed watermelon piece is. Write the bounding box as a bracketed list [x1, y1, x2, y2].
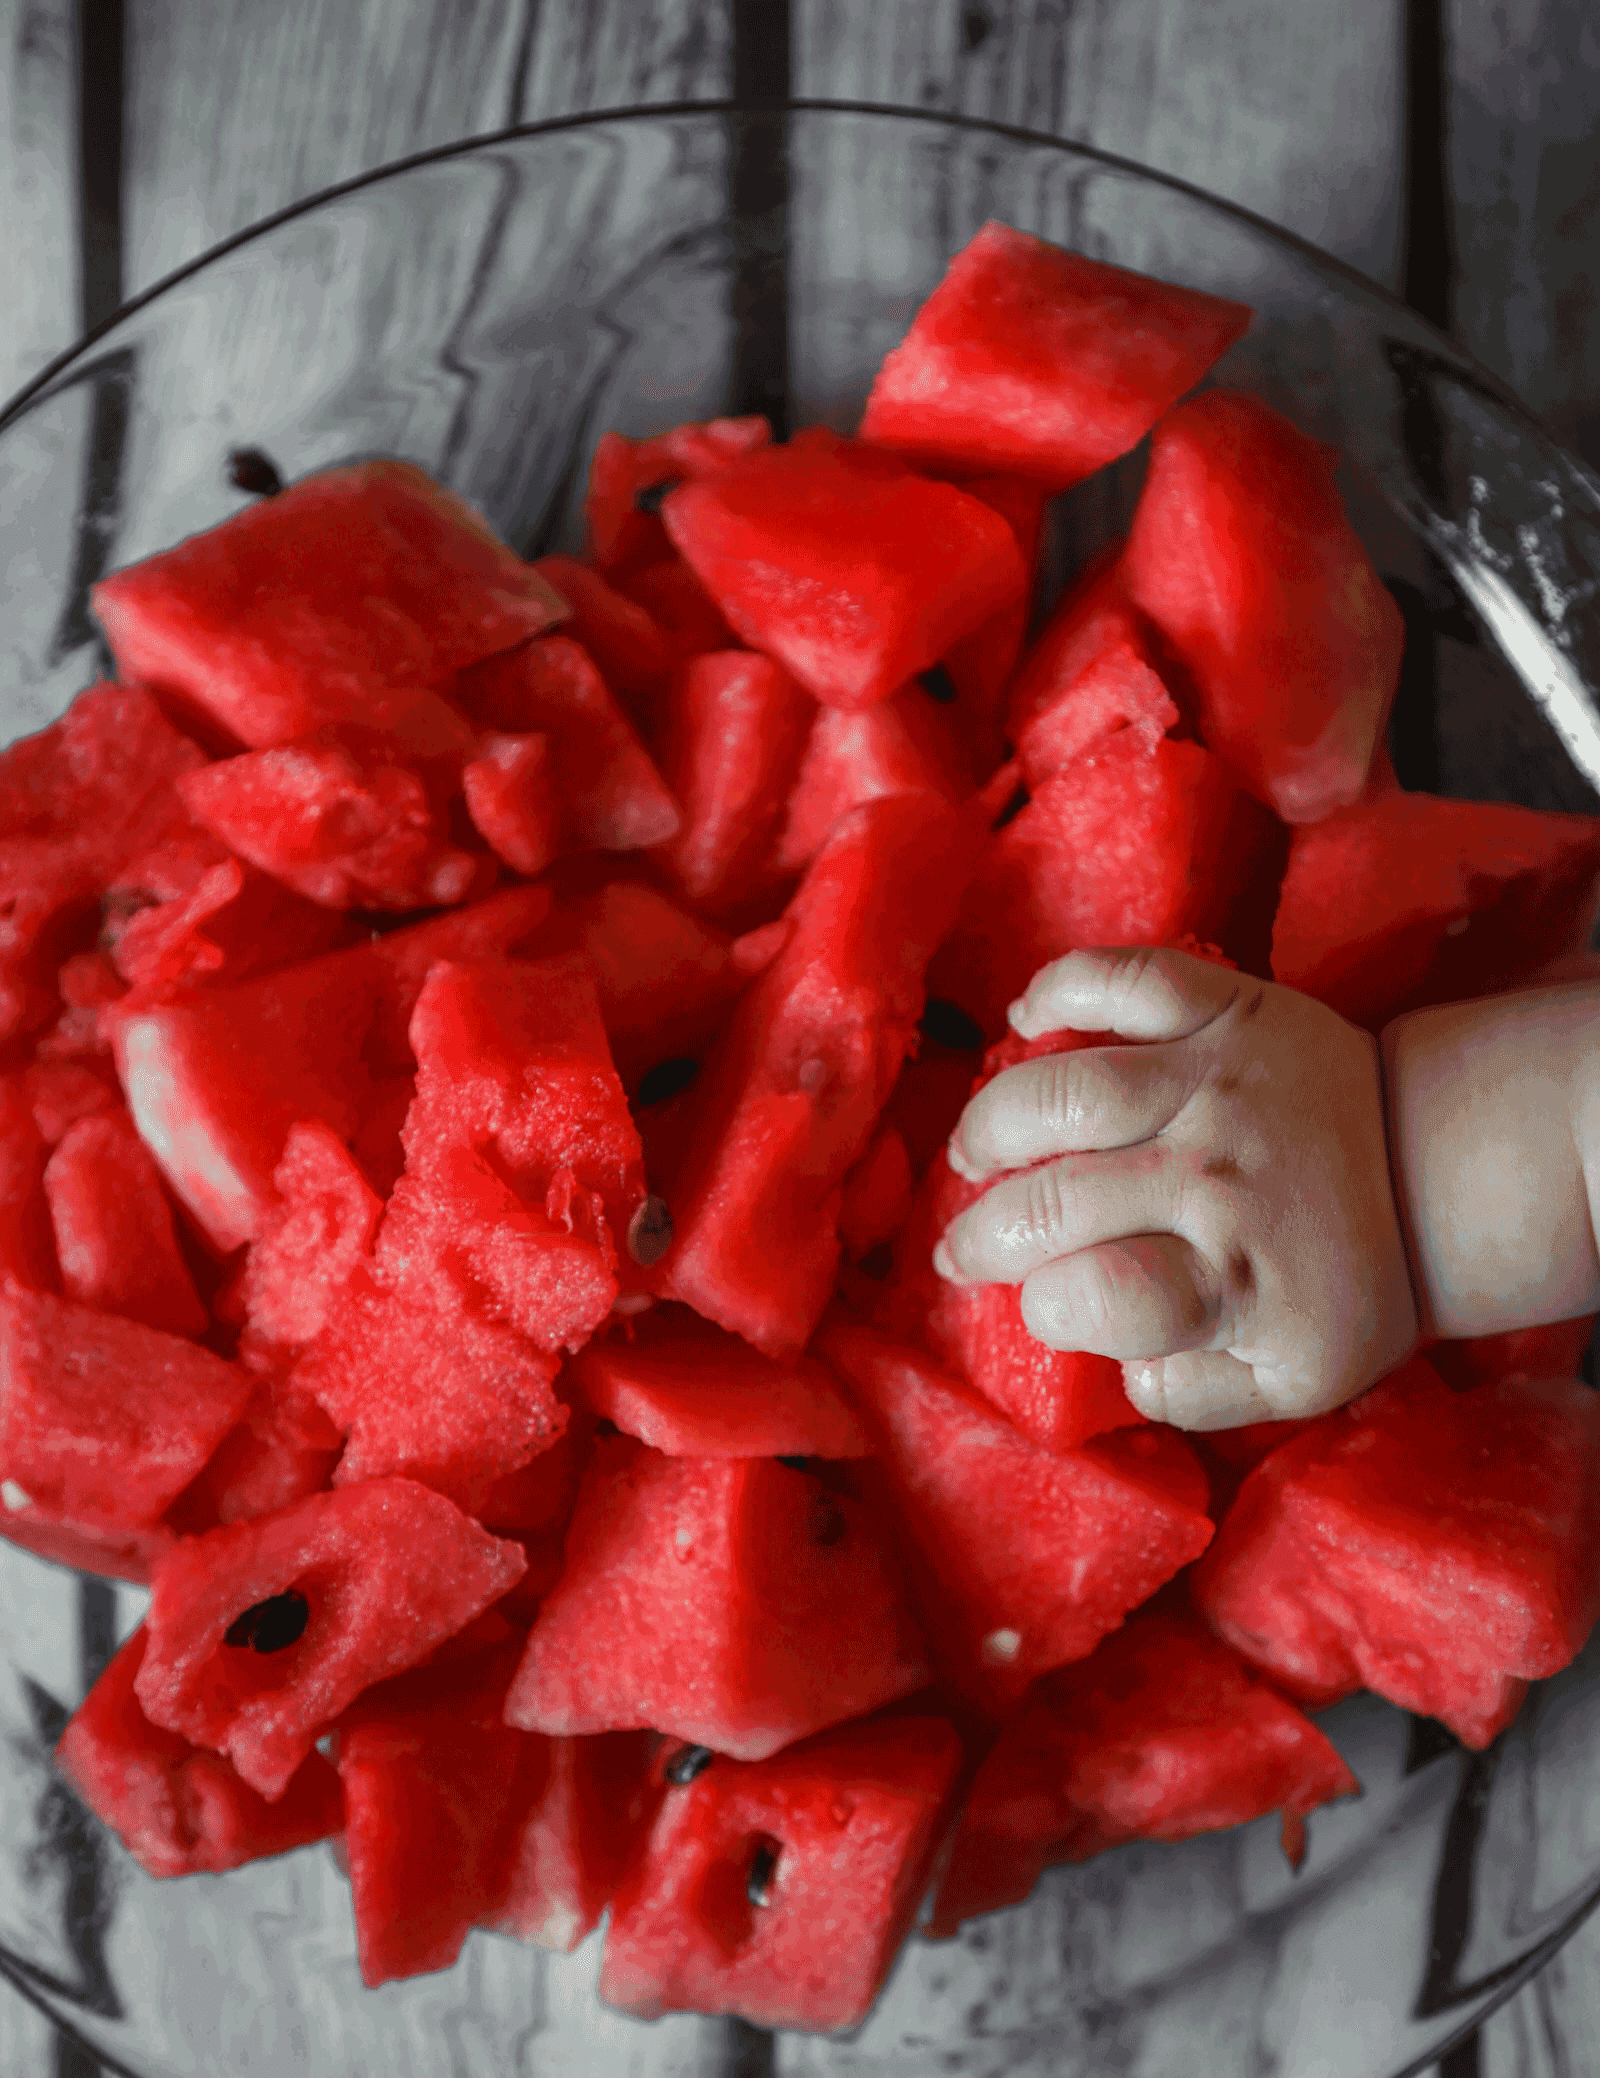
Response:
[359, 883, 553, 1075]
[1122, 389, 1404, 823]
[493, 1726, 659, 1953]
[837, 1124, 915, 1262]
[175, 1368, 344, 1530]
[927, 1604, 1359, 1934]
[503, 1437, 928, 1759]
[618, 557, 743, 668]
[461, 732, 561, 877]
[860, 222, 1252, 487]
[0, 1283, 253, 1535]
[568, 1306, 870, 1459]
[526, 555, 671, 714]
[56, 1624, 343, 1879]
[585, 415, 773, 576]
[134, 1477, 527, 1798]
[820, 1321, 1212, 1709]
[0, 1496, 174, 1582]
[105, 835, 353, 991]
[464, 1415, 592, 1538]
[1270, 792, 1600, 1032]
[931, 732, 1284, 1036]
[661, 428, 1028, 711]
[599, 1716, 962, 2030]
[0, 1073, 57, 1289]
[43, 1109, 207, 1336]
[652, 650, 815, 920]
[175, 736, 484, 911]
[1192, 1359, 1600, 1746]
[938, 472, 1050, 774]
[0, 683, 207, 1040]
[655, 793, 976, 1356]
[241, 1121, 385, 1350]
[1005, 544, 1158, 759]
[774, 683, 971, 876]
[91, 461, 566, 754]
[456, 635, 681, 853]
[1427, 1315, 1597, 1394]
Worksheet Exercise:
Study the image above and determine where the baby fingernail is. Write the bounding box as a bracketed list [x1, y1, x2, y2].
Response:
[933, 1237, 963, 1282]
[945, 1137, 977, 1181]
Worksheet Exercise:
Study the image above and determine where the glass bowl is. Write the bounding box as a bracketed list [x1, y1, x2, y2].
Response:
[4, 101, 1600, 2078]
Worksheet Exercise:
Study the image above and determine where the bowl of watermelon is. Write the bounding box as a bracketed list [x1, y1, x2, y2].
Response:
[4, 98, 1600, 2078]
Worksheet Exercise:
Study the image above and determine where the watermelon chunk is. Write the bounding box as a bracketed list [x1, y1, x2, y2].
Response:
[1271, 791, 1600, 1032]
[859, 221, 1252, 487]
[927, 1603, 1359, 1934]
[1192, 1359, 1600, 1746]
[652, 650, 814, 920]
[774, 683, 971, 876]
[493, 1726, 659, 1953]
[359, 883, 553, 1075]
[938, 472, 1050, 773]
[91, 461, 566, 754]
[461, 732, 561, 877]
[599, 1715, 963, 2030]
[42, 1110, 207, 1337]
[455, 635, 681, 854]
[104, 835, 353, 992]
[1005, 544, 1165, 767]
[176, 1368, 344, 1530]
[568, 1306, 871, 1460]
[134, 1477, 527, 1798]
[655, 793, 975, 1356]
[585, 415, 773, 576]
[241, 1121, 385, 1350]
[526, 555, 671, 715]
[1121, 389, 1404, 823]
[175, 735, 484, 911]
[0, 1073, 57, 1289]
[661, 428, 1028, 711]
[0, 1282, 253, 1533]
[618, 557, 742, 668]
[503, 1437, 928, 1759]
[56, 1624, 344, 1879]
[820, 1321, 1212, 1709]
[837, 1124, 915, 1262]
[931, 732, 1284, 1036]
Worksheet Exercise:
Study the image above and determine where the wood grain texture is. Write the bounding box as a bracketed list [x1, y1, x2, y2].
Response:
[791, 0, 1407, 287]
[0, 0, 78, 409]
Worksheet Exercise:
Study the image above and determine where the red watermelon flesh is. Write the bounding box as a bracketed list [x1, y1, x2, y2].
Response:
[56, 1625, 344, 1879]
[463, 1415, 591, 1538]
[35, 951, 127, 1064]
[134, 1476, 527, 1799]
[931, 731, 1283, 1036]
[461, 731, 561, 877]
[0, 1072, 57, 1289]
[599, 1714, 962, 2031]
[25, 1061, 121, 1147]
[402, 953, 645, 1259]
[0, 1282, 253, 1532]
[661, 428, 1028, 711]
[43, 1109, 207, 1336]
[359, 883, 552, 1075]
[493, 1726, 659, 1953]
[503, 1437, 929, 1759]
[774, 683, 972, 876]
[1192, 1359, 1600, 1746]
[105, 835, 354, 992]
[175, 1367, 344, 1531]
[936, 472, 1050, 773]
[90, 461, 565, 755]
[819, 1321, 1212, 1710]
[241, 1120, 385, 1350]
[927, 1604, 1359, 1935]
[526, 555, 671, 715]
[1004, 542, 1157, 759]
[859, 221, 1252, 487]
[175, 735, 484, 911]
[1121, 389, 1404, 823]
[1016, 640, 1181, 793]
[837, 1124, 915, 1262]
[0, 683, 208, 1041]
[1270, 791, 1600, 1032]
[618, 557, 742, 668]
[568, 1306, 871, 1460]
[456, 635, 681, 853]
[1426, 1315, 1597, 1394]
[651, 650, 814, 922]
[655, 793, 976, 1357]
[585, 415, 773, 577]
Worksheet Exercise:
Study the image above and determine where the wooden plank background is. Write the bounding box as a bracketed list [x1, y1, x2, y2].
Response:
[2, 3, 1600, 2074]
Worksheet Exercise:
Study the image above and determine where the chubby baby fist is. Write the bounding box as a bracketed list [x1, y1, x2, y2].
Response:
[934, 945, 1421, 1430]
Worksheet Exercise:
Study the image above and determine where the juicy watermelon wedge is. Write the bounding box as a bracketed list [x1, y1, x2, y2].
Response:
[859, 222, 1252, 487]
[241, 1121, 385, 1351]
[585, 415, 773, 577]
[43, 1109, 207, 1337]
[503, 1437, 928, 1759]
[775, 683, 971, 876]
[56, 1624, 344, 1878]
[599, 1715, 963, 2031]
[526, 555, 671, 715]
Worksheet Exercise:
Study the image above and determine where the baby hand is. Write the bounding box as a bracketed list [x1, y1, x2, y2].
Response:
[933, 945, 1420, 1429]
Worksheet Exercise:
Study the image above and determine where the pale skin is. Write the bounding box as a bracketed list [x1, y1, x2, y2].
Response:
[932, 944, 1600, 1430]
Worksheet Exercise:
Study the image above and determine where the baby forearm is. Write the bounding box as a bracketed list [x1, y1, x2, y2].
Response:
[1381, 981, 1600, 1339]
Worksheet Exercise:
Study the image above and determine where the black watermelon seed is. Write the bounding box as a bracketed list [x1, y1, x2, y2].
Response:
[626, 1195, 675, 1267]
[991, 783, 1028, 830]
[227, 447, 284, 497]
[636, 1057, 700, 1108]
[918, 663, 959, 704]
[775, 1455, 812, 1472]
[633, 476, 683, 515]
[747, 1835, 782, 1908]
[920, 998, 984, 1051]
[223, 1590, 309, 1653]
[664, 1743, 715, 1786]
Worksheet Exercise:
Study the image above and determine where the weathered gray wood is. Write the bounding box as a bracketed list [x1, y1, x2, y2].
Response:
[792, 0, 1407, 289]
[0, 0, 78, 409]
